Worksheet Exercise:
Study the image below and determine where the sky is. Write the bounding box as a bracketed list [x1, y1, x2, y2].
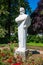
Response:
[28, 0, 40, 11]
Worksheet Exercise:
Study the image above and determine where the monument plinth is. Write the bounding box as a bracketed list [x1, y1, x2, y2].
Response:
[15, 7, 31, 58]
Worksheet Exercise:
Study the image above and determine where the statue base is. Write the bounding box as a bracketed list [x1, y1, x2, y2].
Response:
[14, 48, 29, 61]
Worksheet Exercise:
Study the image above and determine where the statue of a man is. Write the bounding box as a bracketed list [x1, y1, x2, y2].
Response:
[15, 7, 31, 52]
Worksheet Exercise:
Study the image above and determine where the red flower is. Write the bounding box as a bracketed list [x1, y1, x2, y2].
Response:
[32, 61, 34, 65]
[1, 53, 5, 57]
[7, 58, 12, 63]
[11, 62, 22, 65]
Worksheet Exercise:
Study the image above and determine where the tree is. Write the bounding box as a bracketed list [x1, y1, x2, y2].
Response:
[0, 0, 31, 42]
[28, 0, 43, 34]
[0, 0, 9, 37]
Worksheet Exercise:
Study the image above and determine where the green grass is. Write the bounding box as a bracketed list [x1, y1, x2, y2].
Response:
[0, 42, 43, 47]
[0, 44, 7, 47]
[27, 42, 43, 47]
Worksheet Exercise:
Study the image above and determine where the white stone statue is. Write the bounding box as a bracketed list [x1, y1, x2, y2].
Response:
[15, 7, 31, 52]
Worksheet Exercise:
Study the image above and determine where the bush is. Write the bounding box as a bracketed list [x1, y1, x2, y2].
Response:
[0, 26, 7, 38]
[10, 34, 18, 43]
[0, 37, 10, 44]
[27, 34, 43, 43]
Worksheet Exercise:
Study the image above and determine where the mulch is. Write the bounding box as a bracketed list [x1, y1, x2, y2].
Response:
[29, 54, 43, 60]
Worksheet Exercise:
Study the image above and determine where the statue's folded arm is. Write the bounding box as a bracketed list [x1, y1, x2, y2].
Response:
[15, 15, 27, 23]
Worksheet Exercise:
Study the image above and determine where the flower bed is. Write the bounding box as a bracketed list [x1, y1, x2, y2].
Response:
[0, 45, 43, 65]
[0, 47, 23, 65]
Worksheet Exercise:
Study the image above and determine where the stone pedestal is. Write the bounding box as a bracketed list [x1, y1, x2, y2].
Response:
[14, 48, 29, 60]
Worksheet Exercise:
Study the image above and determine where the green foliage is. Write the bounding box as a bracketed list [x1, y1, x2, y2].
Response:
[9, 43, 15, 52]
[10, 27, 18, 43]
[0, 0, 9, 39]
[27, 35, 43, 43]
[0, 0, 31, 43]
[0, 26, 7, 38]
[10, 35, 18, 43]
[0, 37, 10, 44]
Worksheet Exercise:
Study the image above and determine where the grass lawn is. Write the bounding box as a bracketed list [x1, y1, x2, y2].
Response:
[0, 42, 43, 47]
[0, 44, 7, 47]
[27, 42, 43, 47]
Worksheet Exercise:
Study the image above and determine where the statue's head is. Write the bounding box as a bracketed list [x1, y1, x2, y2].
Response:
[20, 7, 25, 15]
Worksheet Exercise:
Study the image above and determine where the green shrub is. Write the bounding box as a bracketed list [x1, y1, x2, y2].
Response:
[27, 34, 43, 43]
[0, 26, 7, 38]
[10, 35, 18, 43]
[0, 37, 10, 44]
